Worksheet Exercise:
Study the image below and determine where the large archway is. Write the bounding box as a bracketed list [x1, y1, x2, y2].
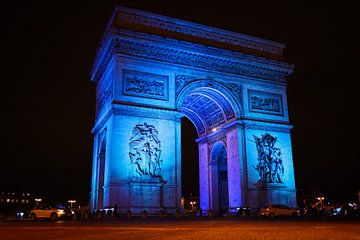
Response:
[177, 81, 240, 215]
[89, 7, 297, 215]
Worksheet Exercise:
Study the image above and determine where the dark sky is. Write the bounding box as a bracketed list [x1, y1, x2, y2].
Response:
[1, 1, 359, 203]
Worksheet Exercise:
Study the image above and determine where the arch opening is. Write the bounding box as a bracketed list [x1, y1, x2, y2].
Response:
[181, 117, 199, 212]
[178, 84, 236, 215]
[210, 141, 229, 215]
[178, 86, 237, 136]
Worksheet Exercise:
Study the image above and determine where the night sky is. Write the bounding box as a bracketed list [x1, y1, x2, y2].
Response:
[1, 1, 359, 204]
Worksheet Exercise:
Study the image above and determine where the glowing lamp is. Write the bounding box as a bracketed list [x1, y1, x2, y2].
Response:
[68, 200, 76, 209]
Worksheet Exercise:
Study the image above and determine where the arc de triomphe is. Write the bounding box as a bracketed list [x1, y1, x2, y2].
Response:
[90, 6, 296, 215]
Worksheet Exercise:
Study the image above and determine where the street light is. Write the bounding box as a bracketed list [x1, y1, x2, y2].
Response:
[189, 201, 196, 211]
[34, 198, 42, 206]
[317, 197, 325, 207]
[68, 200, 76, 209]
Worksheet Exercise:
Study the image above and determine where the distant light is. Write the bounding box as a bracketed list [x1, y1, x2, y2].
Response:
[211, 127, 217, 132]
[16, 212, 24, 217]
[68, 200, 76, 209]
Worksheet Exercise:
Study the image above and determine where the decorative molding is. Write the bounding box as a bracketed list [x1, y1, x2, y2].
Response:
[123, 69, 169, 100]
[221, 82, 242, 102]
[248, 90, 283, 116]
[96, 83, 113, 115]
[208, 135, 227, 147]
[114, 7, 284, 58]
[180, 108, 206, 135]
[112, 103, 183, 122]
[175, 75, 196, 96]
[92, 38, 291, 83]
[244, 123, 291, 134]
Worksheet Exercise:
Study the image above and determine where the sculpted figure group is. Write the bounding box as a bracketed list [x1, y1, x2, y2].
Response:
[254, 133, 284, 184]
[129, 123, 162, 178]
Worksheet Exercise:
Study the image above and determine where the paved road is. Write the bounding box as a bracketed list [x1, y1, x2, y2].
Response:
[0, 218, 359, 240]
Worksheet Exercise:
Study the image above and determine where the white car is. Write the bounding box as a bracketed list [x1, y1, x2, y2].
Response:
[259, 204, 300, 218]
[30, 204, 74, 221]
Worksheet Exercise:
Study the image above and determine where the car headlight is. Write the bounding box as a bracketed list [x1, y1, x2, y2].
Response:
[57, 209, 65, 213]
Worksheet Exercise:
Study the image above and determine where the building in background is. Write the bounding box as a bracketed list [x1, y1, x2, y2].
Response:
[0, 191, 34, 218]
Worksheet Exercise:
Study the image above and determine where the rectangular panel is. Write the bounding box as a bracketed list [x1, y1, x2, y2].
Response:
[248, 90, 283, 116]
[122, 69, 169, 100]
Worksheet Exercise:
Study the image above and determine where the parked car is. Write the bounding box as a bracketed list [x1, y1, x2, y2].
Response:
[30, 203, 74, 221]
[259, 204, 300, 218]
[75, 203, 91, 219]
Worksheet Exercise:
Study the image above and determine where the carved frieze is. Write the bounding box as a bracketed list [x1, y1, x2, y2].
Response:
[115, 8, 283, 57]
[248, 90, 283, 116]
[122, 69, 169, 100]
[103, 39, 289, 83]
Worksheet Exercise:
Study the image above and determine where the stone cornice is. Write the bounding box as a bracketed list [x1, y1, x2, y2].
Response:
[196, 119, 293, 143]
[112, 101, 183, 120]
[91, 36, 293, 83]
[111, 7, 285, 59]
[92, 101, 183, 134]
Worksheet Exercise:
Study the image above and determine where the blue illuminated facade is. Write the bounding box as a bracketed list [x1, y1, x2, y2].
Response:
[90, 7, 296, 215]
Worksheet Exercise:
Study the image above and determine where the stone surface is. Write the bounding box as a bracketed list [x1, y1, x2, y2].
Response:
[90, 7, 297, 215]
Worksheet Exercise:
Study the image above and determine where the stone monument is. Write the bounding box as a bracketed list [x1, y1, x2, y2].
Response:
[89, 6, 297, 215]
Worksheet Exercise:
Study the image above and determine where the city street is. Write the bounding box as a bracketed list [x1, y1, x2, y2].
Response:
[0, 218, 359, 240]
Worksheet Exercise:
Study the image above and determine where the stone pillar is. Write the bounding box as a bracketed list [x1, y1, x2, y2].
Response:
[175, 119, 182, 210]
[226, 127, 243, 211]
[198, 141, 210, 214]
[208, 160, 219, 214]
[90, 135, 99, 212]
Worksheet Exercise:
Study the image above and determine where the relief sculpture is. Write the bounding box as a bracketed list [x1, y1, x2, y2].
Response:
[253, 133, 284, 184]
[123, 69, 168, 100]
[129, 123, 162, 178]
[248, 90, 283, 115]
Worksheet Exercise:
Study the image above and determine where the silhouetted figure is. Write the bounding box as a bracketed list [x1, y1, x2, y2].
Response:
[142, 209, 148, 219]
[114, 204, 118, 217]
[126, 210, 131, 219]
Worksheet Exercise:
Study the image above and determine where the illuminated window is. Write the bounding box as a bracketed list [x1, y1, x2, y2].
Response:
[15, 199, 19, 203]
[22, 199, 25, 204]
[6, 198, 10, 203]
[25, 199, 29, 203]
[11, 199, 15, 203]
